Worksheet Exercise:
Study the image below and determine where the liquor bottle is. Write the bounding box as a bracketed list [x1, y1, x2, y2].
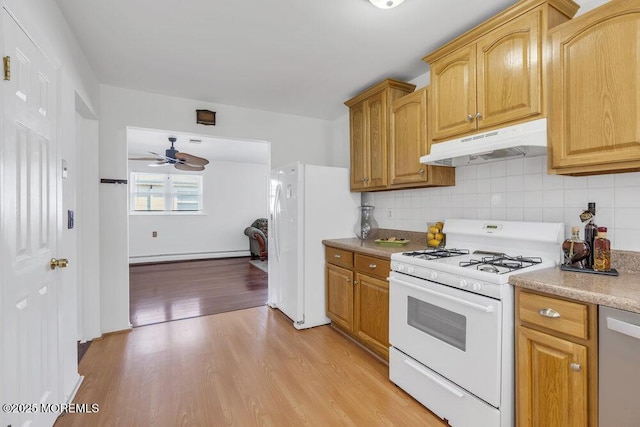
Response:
[581, 202, 597, 269]
[593, 227, 611, 272]
[562, 226, 590, 268]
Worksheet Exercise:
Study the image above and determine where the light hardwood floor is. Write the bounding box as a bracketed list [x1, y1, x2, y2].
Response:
[56, 306, 448, 426]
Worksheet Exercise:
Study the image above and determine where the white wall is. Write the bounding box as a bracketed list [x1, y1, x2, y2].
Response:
[2, 0, 100, 407]
[99, 85, 337, 333]
[76, 111, 101, 341]
[129, 160, 269, 262]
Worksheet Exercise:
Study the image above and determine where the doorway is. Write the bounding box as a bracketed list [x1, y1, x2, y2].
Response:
[126, 127, 270, 327]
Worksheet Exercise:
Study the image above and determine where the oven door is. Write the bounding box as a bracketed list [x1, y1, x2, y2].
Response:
[389, 271, 502, 407]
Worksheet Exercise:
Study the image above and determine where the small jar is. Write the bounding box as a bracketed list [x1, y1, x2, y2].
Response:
[593, 227, 611, 272]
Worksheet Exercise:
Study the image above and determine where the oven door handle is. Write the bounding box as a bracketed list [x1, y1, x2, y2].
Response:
[392, 278, 495, 313]
[404, 358, 465, 398]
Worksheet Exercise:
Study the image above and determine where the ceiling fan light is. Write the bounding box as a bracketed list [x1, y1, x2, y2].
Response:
[368, 0, 405, 9]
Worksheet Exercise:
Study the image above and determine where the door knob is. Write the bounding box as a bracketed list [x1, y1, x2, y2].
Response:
[50, 258, 69, 270]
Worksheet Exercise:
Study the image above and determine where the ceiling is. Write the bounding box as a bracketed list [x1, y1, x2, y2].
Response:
[55, 0, 530, 121]
[127, 127, 269, 167]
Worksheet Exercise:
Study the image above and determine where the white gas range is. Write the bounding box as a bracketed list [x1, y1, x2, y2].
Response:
[389, 219, 564, 427]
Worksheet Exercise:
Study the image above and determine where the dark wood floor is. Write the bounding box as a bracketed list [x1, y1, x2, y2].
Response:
[129, 257, 268, 327]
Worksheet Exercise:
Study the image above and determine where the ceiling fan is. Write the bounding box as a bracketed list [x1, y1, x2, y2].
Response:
[129, 137, 209, 171]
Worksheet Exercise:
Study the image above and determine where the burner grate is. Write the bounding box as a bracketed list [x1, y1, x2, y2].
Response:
[402, 248, 470, 260]
[459, 255, 543, 274]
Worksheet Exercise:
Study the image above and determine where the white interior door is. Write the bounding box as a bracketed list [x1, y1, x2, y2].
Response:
[1, 8, 61, 427]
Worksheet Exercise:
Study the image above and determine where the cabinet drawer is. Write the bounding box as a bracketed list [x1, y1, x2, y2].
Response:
[518, 291, 589, 340]
[354, 254, 390, 280]
[325, 247, 353, 268]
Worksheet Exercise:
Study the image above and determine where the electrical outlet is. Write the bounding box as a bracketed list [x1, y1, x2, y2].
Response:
[152, 231, 158, 237]
[387, 208, 393, 219]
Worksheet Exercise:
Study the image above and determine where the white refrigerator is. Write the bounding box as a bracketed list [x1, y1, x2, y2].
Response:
[268, 162, 360, 330]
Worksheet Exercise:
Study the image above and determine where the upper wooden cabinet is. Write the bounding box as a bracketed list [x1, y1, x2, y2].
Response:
[424, 0, 579, 142]
[548, 0, 640, 175]
[389, 87, 455, 188]
[345, 79, 415, 191]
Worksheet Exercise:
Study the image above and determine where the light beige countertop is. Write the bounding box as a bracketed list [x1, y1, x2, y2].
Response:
[322, 229, 429, 259]
[510, 250, 640, 314]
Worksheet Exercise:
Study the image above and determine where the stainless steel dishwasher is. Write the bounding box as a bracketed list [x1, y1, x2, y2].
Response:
[599, 306, 640, 426]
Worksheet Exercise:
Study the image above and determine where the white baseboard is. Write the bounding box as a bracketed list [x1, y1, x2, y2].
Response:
[65, 375, 84, 404]
[129, 250, 250, 264]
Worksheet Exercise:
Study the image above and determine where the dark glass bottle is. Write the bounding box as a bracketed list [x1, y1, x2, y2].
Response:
[562, 226, 590, 268]
[582, 202, 597, 269]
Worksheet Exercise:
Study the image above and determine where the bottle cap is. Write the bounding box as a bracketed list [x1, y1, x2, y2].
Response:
[588, 202, 596, 214]
[597, 226, 607, 232]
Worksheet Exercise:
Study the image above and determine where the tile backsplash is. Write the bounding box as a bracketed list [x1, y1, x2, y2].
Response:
[366, 156, 640, 252]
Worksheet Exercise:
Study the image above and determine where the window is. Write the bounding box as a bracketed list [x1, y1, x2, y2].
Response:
[130, 172, 203, 213]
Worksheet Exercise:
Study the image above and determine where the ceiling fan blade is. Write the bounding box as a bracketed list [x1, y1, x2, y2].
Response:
[148, 162, 171, 167]
[175, 163, 205, 172]
[175, 152, 209, 166]
[148, 151, 175, 162]
[129, 156, 163, 161]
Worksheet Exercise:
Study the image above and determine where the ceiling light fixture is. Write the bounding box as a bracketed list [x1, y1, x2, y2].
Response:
[369, 0, 405, 9]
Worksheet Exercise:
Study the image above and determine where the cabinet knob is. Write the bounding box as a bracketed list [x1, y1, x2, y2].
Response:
[466, 114, 474, 122]
[353, 280, 359, 285]
[475, 112, 483, 120]
[334, 254, 341, 258]
[538, 308, 561, 318]
[361, 176, 369, 182]
[419, 168, 425, 174]
[570, 363, 581, 372]
[346, 278, 351, 283]
[369, 263, 377, 269]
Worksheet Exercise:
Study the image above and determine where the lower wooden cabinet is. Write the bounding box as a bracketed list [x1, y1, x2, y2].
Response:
[326, 263, 354, 332]
[325, 246, 390, 360]
[515, 288, 598, 427]
[354, 272, 389, 358]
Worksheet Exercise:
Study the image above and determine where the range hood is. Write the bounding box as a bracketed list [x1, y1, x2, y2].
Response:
[420, 118, 548, 167]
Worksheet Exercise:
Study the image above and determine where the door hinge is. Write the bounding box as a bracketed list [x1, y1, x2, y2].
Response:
[3, 56, 10, 81]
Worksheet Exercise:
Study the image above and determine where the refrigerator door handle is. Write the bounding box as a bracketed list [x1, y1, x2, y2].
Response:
[274, 183, 282, 261]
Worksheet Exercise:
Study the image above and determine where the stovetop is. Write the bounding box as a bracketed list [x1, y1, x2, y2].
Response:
[389, 219, 564, 297]
[398, 249, 544, 275]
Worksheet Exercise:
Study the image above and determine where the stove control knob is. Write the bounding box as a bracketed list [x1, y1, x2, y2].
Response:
[472, 282, 483, 291]
[430, 271, 438, 280]
[397, 264, 405, 272]
[407, 266, 415, 274]
[459, 279, 468, 288]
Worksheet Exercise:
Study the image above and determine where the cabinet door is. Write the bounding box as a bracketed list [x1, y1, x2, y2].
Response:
[326, 263, 354, 332]
[430, 44, 477, 140]
[354, 273, 389, 359]
[549, 3, 640, 174]
[366, 90, 388, 189]
[349, 101, 368, 190]
[389, 88, 428, 186]
[476, 8, 542, 130]
[516, 325, 588, 427]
